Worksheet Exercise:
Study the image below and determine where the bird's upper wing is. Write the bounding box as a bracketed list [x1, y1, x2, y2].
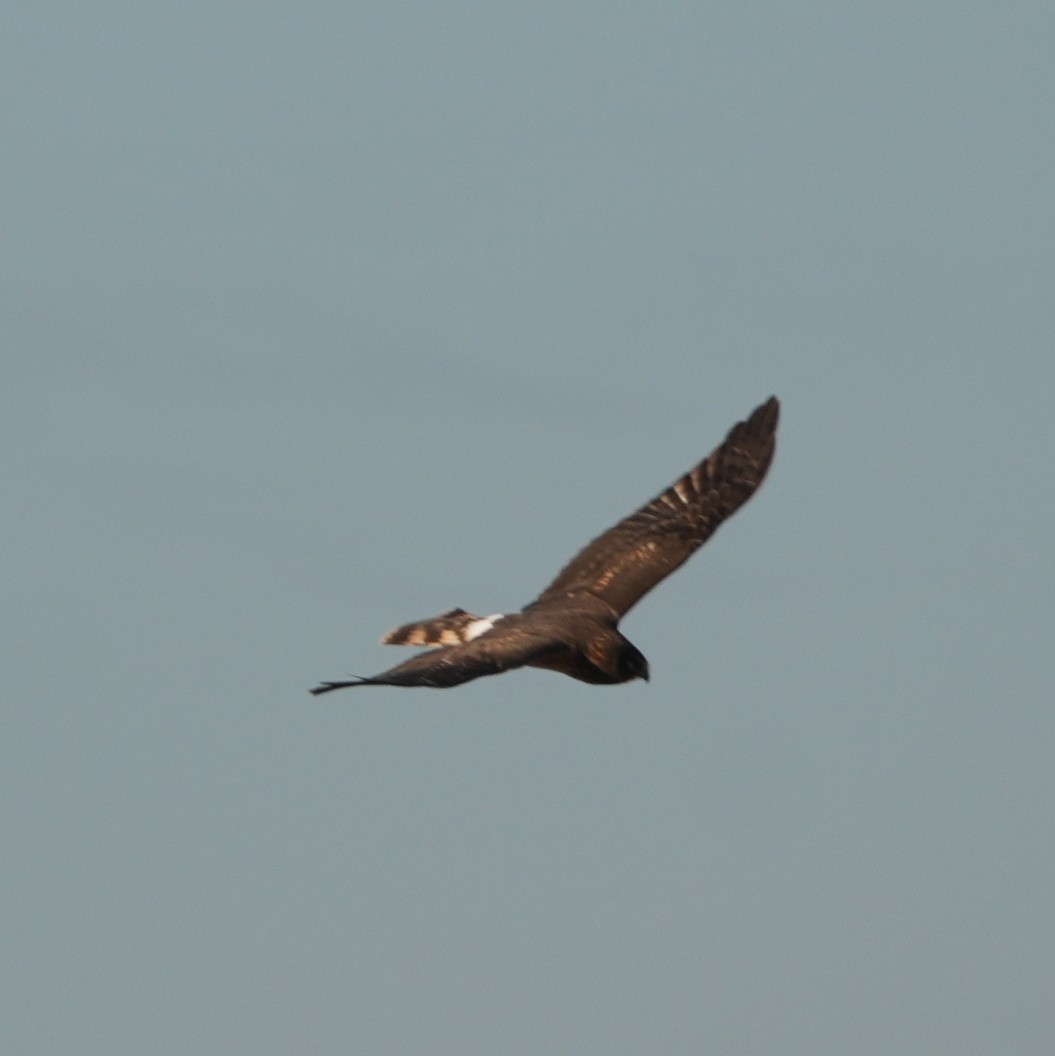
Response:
[531, 396, 779, 618]
[310, 620, 565, 692]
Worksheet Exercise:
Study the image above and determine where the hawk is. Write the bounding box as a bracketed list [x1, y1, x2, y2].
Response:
[311, 396, 778, 693]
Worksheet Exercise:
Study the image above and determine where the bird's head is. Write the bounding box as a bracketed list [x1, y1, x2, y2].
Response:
[618, 641, 650, 683]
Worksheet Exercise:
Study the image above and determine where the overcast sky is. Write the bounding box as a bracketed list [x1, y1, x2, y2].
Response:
[4, 3, 1054, 1054]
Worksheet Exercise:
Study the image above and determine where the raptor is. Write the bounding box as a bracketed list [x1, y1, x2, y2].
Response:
[311, 396, 778, 693]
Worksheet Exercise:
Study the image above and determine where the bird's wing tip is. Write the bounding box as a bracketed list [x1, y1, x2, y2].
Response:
[309, 679, 370, 695]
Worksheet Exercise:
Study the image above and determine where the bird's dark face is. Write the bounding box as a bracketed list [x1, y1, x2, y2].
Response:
[618, 641, 650, 683]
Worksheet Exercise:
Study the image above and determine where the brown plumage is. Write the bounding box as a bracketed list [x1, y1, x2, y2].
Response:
[310, 396, 778, 693]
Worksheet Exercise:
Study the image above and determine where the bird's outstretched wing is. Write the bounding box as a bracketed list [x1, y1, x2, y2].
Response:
[531, 396, 778, 618]
[310, 621, 564, 693]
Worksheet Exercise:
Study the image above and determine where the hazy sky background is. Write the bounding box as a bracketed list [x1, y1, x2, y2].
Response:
[4, 2, 1053, 1053]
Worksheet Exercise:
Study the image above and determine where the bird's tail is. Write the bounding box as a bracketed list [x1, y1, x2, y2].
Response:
[381, 607, 505, 647]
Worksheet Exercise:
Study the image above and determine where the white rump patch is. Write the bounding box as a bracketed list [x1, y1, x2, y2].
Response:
[464, 614, 505, 641]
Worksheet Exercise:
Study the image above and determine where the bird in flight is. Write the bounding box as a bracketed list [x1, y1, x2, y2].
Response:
[311, 396, 778, 693]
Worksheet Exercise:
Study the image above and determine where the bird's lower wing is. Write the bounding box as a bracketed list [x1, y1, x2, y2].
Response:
[310, 625, 564, 693]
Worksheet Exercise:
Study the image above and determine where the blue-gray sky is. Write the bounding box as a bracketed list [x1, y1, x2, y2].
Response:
[4, 3, 1053, 1053]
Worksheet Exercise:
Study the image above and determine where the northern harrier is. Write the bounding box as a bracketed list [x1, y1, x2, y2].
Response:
[311, 396, 778, 693]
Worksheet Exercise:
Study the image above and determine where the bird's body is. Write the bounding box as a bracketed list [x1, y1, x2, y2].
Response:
[311, 396, 778, 693]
